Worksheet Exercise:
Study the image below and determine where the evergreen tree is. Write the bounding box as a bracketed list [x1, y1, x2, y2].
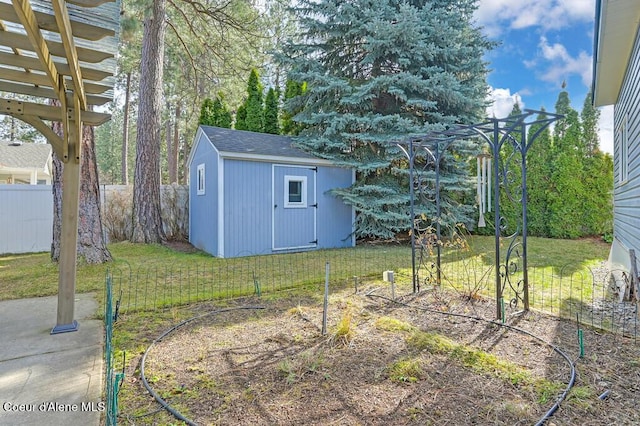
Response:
[212, 94, 233, 128]
[497, 102, 524, 236]
[547, 90, 584, 239]
[199, 98, 215, 126]
[235, 104, 248, 130]
[280, 0, 494, 238]
[525, 108, 553, 237]
[282, 78, 307, 135]
[581, 90, 600, 156]
[264, 87, 280, 134]
[199, 95, 232, 128]
[580, 91, 613, 236]
[244, 68, 264, 132]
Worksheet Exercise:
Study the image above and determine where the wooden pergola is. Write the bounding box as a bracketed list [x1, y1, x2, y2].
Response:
[0, 0, 119, 333]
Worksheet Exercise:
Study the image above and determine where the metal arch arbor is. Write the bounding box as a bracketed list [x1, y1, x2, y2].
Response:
[0, 0, 119, 333]
[397, 109, 562, 321]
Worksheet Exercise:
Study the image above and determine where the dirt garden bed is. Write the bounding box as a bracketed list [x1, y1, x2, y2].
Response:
[118, 285, 640, 425]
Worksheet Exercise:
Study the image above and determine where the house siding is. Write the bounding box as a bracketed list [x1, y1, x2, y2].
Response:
[613, 20, 640, 268]
[188, 132, 219, 256]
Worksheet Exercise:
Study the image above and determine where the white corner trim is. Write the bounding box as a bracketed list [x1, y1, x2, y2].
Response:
[217, 157, 225, 258]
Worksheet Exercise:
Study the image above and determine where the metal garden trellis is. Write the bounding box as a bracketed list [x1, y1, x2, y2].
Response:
[396, 109, 563, 320]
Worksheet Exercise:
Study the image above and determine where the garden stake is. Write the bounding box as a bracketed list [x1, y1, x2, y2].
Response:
[322, 262, 329, 335]
[500, 297, 505, 324]
[353, 276, 358, 293]
[391, 276, 396, 301]
[253, 271, 261, 297]
[577, 314, 584, 358]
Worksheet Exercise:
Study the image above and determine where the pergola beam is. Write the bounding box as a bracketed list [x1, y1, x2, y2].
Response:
[0, 3, 113, 41]
[66, 0, 112, 6]
[0, 80, 112, 106]
[0, 30, 113, 63]
[0, 50, 112, 81]
[52, 0, 86, 110]
[0, 97, 110, 125]
[11, 0, 61, 92]
[0, 20, 28, 65]
[11, 0, 72, 163]
[9, 112, 64, 156]
[0, 67, 113, 94]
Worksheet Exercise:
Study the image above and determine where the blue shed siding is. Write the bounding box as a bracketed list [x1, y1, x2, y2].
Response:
[220, 160, 354, 257]
[613, 20, 640, 267]
[189, 132, 219, 256]
[222, 159, 273, 256]
[316, 166, 354, 249]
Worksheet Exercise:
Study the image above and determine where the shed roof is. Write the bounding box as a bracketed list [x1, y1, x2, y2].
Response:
[201, 126, 319, 160]
[0, 141, 51, 169]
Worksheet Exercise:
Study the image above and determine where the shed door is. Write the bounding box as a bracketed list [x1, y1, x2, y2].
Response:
[273, 165, 317, 251]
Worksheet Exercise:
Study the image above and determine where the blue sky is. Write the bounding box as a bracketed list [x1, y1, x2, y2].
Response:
[474, 0, 614, 154]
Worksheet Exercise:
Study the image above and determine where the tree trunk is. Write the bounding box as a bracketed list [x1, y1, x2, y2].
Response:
[121, 70, 131, 185]
[131, 0, 167, 243]
[166, 103, 173, 183]
[181, 139, 190, 185]
[169, 103, 180, 184]
[51, 117, 112, 263]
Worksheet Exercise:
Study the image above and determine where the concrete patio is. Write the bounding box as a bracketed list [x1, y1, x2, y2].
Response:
[0, 293, 103, 426]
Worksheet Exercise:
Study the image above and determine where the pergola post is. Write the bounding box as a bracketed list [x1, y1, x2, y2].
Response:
[52, 108, 81, 334]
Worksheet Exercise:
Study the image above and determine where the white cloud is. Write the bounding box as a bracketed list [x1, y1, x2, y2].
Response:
[598, 105, 614, 155]
[475, 0, 595, 36]
[486, 87, 524, 118]
[531, 37, 593, 88]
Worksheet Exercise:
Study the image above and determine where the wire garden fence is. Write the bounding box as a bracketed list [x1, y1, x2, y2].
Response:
[104, 274, 124, 426]
[106, 243, 638, 341]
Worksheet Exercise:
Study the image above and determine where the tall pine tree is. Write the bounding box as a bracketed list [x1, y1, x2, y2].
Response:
[199, 98, 215, 126]
[496, 102, 524, 236]
[525, 108, 553, 237]
[264, 87, 280, 134]
[235, 104, 248, 130]
[580, 91, 613, 236]
[244, 68, 264, 132]
[212, 94, 233, 128]
[282, 79, 306, 135]
[548, 89, 584, 239]
[200, 95, 232, 128]
[281, 0, 494, 238]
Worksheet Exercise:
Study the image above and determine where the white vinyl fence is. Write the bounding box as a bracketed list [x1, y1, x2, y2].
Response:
[0, 184, 53, 254]
[0, 184, 189, 255]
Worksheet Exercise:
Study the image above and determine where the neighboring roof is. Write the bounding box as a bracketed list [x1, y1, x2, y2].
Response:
[592, 0, 640, 107]
[0, 141, 52, 170]
[200, 126, 319, 161]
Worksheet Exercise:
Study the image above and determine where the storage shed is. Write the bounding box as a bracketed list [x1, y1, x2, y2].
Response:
[187, 126, 355, 258]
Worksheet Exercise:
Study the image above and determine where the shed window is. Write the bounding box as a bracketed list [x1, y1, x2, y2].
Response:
[284, 175, 307, 208]
[197, 164, 205, 195]
[617, 116, 629, 184]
